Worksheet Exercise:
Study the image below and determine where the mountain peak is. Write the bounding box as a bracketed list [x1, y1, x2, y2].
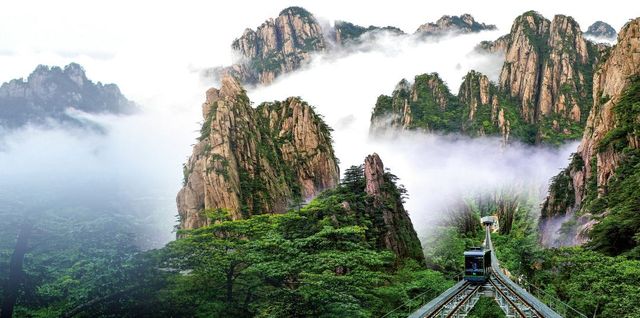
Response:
[416, 14, 497, 35]
[585, 21, 617, 39]
[0, 63, 134, 128]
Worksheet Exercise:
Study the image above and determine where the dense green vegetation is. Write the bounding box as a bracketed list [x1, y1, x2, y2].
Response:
[585, 76, 640, 257]
[543, 76, 640, 256]
[424, 190, 640, 317]
[2, 165, 451, 317]
[370, 72, 556, 145]
[485, 192, 640, 318]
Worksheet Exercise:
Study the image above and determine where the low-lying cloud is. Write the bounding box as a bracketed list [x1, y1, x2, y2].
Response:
[249, 31, 577, 236]
[0, 20, 578, 248]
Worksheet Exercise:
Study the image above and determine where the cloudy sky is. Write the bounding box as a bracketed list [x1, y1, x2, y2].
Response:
[0, 1, 637, 245]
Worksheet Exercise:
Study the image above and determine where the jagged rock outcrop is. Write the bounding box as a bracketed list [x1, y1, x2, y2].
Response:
[415, 14, 496, 36]
[458, 71, 517, 143]
[333, 21, 404, 45]
[498, 12, 598, 142]
[370, 73, 456, 133]
[177, 76, 339, 230]
[216, 8, 497, 86]
[477, 34, 511, 54]
[371, 12, 613, 145]
[0, 63, 134, 128]
[364, 153, 425, 262]
[370, 71, 525, 144]
[217, 7, 327, 85]
[540, 18, 640, 251]
[585, 21, 617, 40]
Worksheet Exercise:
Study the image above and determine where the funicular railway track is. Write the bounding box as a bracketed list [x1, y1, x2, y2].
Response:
[489, 272, 542, 318]
[408, 221, 561, 318]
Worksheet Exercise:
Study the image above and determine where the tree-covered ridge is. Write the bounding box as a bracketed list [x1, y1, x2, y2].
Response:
[167, 163, 428, 317]
[333, 21, 405, 45]
[543, 76, 640, 256]
[370, 71, 551, 144]
[18, 159, 440, 317]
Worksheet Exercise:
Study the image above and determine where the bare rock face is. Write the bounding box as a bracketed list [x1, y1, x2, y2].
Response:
[215, 9, 499, 87]
[364, 153, 424, 262]
[540, 18, 640, 247]
[370, 73, 454, 133]
[458, 71, 514, 143]
[177, 76, 339, 230]
[499, 12, 594, 131]
[218, 7, 326, 85]
[256, 97, 340, 199]
[477, 34, 511, 54]
[415, 14, 496, 36]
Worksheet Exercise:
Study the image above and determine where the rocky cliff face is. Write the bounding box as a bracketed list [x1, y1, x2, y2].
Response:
[585, 21, 617, 40]
[370, 73, 456, 133]
[477, 34, 511, 54]
[370, 71, 526, 144]
[371, 12, 611, 145]
[216, 8, 497, 86]
[458, 71, 518, 143]
[217, 7, 327, 85]
[540, 18, 640, 251]
[415, 14, 496, 36]
[0, 63, 134, 128]
[498, 12, 598, 142]
[177, 76, 339, 230]
[363, 153, 425, 262]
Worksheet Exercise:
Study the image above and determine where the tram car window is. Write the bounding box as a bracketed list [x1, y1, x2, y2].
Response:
[463, 248, 491, 283]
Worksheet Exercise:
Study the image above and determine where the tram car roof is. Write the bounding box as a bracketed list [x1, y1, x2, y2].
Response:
[464, 249, 489, 256]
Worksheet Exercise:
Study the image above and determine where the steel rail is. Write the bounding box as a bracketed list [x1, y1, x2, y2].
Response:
[486, 225, 562, 318]
[440, 284, 480, 318]
[489, 276, 532, 317]
[408, 281, 472, 318]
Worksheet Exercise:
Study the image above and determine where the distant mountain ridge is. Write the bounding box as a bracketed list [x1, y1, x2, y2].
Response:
[216, 7, 497, 86]
[372, 11, 610, 145]
[0, 63, 135, 129]
[585, 21, 617, 40]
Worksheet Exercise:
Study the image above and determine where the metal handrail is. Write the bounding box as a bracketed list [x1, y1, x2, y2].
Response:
[486, 226, 563, 318]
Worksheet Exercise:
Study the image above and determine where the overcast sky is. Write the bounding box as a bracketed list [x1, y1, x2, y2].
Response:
[0, 0, 637, 93]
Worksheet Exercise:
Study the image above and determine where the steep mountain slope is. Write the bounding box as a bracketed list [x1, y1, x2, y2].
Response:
[216, 7, 496, 86]
[540, 18, 640, 254]
[363, 153, 424, 261]
[370, 71, 529, 144]
[498, 12, 599, 142]
[0, 63, 134, 128]
[177, 76, 339, 230]
[373, 11, 607, 145]
[217, 7, 327, 86]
